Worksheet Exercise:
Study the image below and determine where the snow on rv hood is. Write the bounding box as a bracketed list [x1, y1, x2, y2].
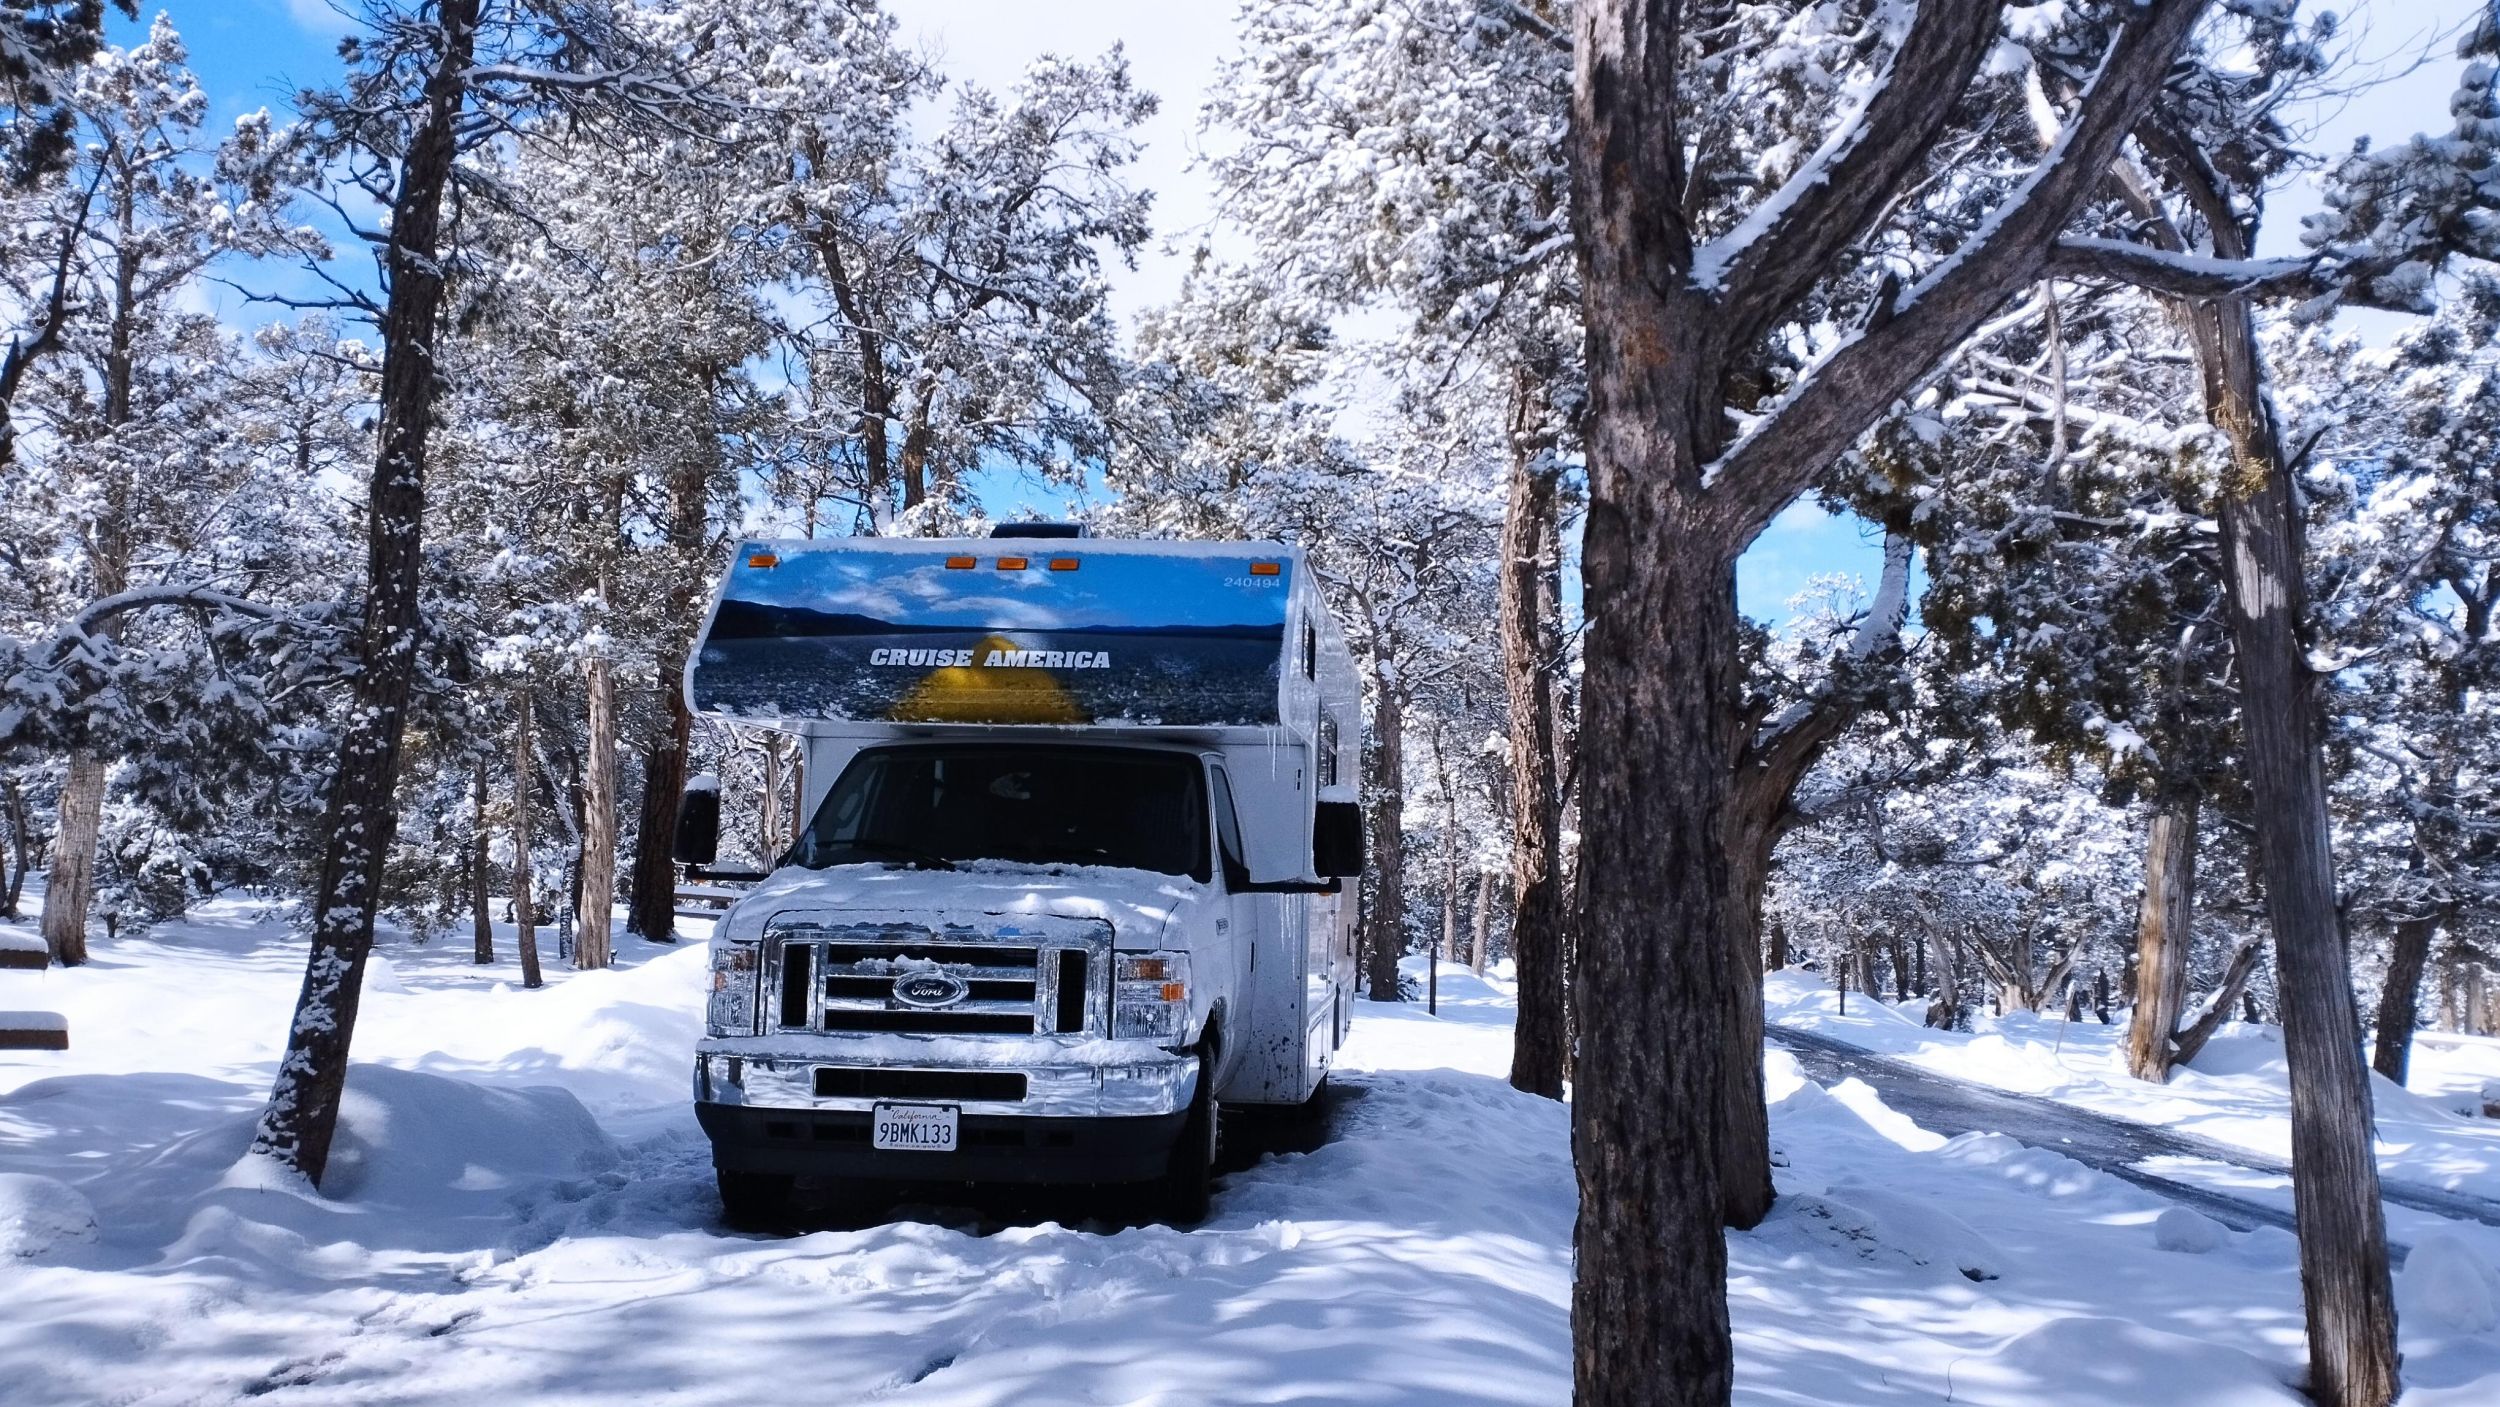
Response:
[716, 861, 1199, 947]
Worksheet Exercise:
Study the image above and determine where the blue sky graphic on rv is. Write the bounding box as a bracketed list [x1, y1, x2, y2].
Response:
[690, 542, 1295, 727]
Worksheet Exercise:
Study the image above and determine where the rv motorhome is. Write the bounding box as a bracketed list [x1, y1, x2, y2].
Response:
[677, 532, 1364, 1225]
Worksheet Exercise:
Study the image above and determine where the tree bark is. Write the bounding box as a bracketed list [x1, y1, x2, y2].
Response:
[1504, 388, 1570, 1094]
[470, 761, 494, 965]
[576, 649, 617, 970]
[626, 707, 687, 943]
[1558, 1, 2213, 1397]
[42, 134, 155, 967]
[2192, 222, 2400, 1407]
[1363, 665, 1407, 1001]
[2127, 795, 2200, 1081]
[757, 732, 783, 861]
[512, 692, 543, 990]
[627, 433, 714, 941]
[2371, 916, 2437, 1086]
[2173, 937, 2264, 1068]
[1471, 866, 1495, 976]
[1436, 725, 1459, 967]
[0, 774, 32, 919]
[251, 0, 479, 1188]
[42, 751, 104, 966]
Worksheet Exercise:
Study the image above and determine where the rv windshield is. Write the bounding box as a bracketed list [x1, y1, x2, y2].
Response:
[789, 744, 1211, 881]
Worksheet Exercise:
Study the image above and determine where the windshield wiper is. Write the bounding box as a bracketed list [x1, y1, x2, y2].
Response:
[839, 839, 959, 871]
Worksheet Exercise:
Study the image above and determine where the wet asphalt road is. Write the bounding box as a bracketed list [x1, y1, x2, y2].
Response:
[1768, 1025, 2500, 1249]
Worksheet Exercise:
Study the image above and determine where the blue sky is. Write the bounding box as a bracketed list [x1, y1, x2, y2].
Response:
[133, 1, 2486, 626]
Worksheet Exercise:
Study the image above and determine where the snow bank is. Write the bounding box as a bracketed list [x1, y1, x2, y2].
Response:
[0, 1172, 96, 1257]
[1964, 1318, 2304, 1405]
[27, 1063, 621, 1264]
[1759, 1184, 2000, 1283]
[2154, 1206, 2228, 1254]
[2401, 1234, 2500, 1334]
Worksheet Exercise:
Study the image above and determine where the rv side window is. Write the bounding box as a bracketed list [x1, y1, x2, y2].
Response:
[1316, 715, 1339, 788]
[1302, 621, 1317, 678]
[1209, 764, 1248, 885]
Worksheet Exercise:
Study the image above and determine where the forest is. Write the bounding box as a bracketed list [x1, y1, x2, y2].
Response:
[7, 2, 2500, 1406]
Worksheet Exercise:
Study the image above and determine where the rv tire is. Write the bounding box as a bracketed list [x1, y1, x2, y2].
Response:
[1154, 1061, 1218, 1226]
[717, 1168, 794, 1231]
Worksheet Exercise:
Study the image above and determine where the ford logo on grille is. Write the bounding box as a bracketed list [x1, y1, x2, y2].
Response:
[892, 971, 971, 1009]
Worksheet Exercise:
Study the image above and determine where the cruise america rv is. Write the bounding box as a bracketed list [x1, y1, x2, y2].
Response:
[676, 531, 1365, 1225]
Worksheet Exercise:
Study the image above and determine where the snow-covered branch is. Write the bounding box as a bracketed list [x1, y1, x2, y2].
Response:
[2046, 237, 2322, 300]
[1702, 0, 2211, 551]
[1706, 0, 2002, 348]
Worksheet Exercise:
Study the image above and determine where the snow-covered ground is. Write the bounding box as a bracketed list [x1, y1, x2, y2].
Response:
[5, 900, 2500, 1405]
[1764, 968, 2500, 1203]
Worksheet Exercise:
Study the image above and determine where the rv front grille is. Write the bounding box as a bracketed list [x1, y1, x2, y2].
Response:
[766, 923, 1100, 1038]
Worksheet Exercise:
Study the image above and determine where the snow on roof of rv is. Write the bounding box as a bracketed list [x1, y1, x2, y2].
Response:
[689, 539, 1303, 728]
[718, 539, 1296, 634]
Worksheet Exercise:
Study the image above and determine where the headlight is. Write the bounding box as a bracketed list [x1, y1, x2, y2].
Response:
[708, 942, 759, 1035]
[1113, 951, 1191, 1041]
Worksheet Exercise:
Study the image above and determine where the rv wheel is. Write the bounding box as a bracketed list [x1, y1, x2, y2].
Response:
[716, 1168, 794, 1231]
[1155, 1069, 1218, 1226]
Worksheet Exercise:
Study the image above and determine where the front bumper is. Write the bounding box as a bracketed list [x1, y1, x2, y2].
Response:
[697, 1103, 1188, 1183]
[692, 1041, 1198, 1184]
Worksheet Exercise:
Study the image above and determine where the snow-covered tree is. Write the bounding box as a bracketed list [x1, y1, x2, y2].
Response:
[243, 0, 745, 1189]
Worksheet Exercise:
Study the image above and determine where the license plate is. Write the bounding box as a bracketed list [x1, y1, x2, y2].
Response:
[871, 1102, 960, 1152]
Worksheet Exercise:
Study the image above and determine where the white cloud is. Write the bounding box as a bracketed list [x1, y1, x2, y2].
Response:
[282, 0, 354, 36]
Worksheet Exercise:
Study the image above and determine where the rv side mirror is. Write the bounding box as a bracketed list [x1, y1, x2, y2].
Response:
[674, 783, 721, 866]
[1313, 800, 1364, 879]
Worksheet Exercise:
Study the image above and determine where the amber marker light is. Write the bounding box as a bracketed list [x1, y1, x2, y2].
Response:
[1248, 561, 1281, 576]
[1049, 557, 1080, 571]
[997, 556, 1029, 570]
[1160, 982, 1186, 1002]
[944, 555, 976, 570]
[746, 552, 779, 569]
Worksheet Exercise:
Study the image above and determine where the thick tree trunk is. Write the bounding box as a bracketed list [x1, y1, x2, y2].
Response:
[627, 691, 690, 943]
[512, 693, 543, 990]
[2370, 915, 2437, 1086]
[2196, 264, 2399, 1407]
[1573, 526, 1739, 1407]
[576, 651, 617, 971]
[250, 0, 478, 1188]
[470, 762, 494, 965]
[1566, 9, 1748, 1391]
[1363, 670, 1407, 1001]
[1504, 397, 1570, 1094]
[627, 439, 713, 941]
[2127, 794, 2200, 1081]
[42, 750, 104, 965]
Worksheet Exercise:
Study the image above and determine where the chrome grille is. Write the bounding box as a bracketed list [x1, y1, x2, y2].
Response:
[766, 921, 1100, 1037]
